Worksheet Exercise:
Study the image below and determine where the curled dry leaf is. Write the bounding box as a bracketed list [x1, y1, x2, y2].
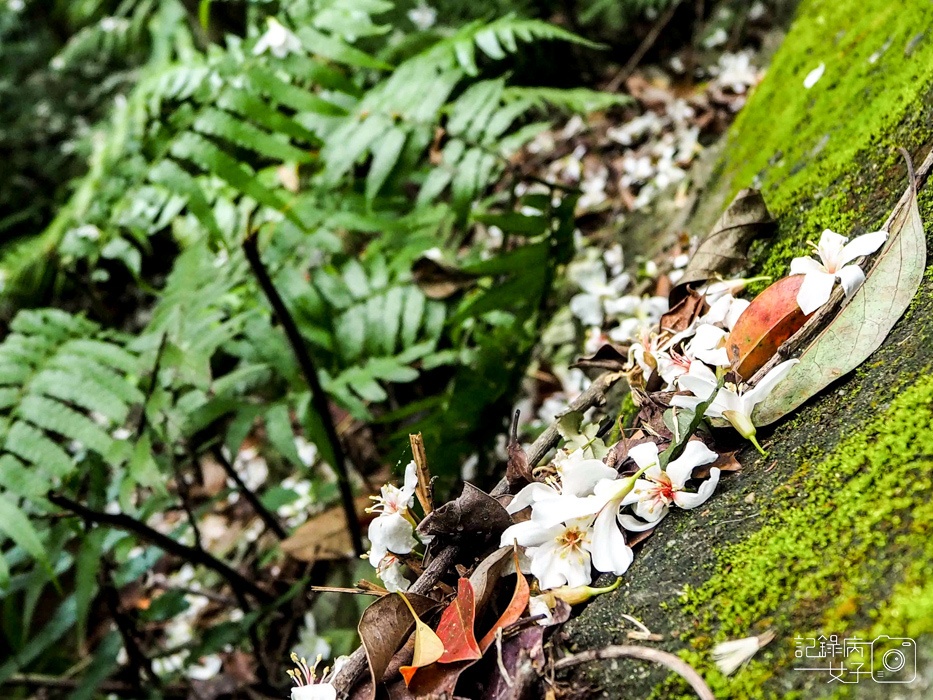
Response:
[417, 483, 512, 541]
[659, 288, 708, 334]
[506, 410, 534, 487]
[725, 275, 812, 380]
[573, 342, 630, 372]
[672, 188, 776, 304]
[754, 162, 927, 426]
[411, 256, 477, 300]
[478, 549, 531, 652]
[358, 591, 441, 699]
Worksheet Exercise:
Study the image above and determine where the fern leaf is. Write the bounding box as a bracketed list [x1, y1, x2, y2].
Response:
[4, 421, 75, 478]
[16, 397, 113, 456]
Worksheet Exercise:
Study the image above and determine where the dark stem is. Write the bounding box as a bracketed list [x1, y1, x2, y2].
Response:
[173, 452, 203, 551]
[48, 492, 273, 604]
[99, 559, 160, 692]
[136, 332, 168, 437]
[242, 230, 364, 557]
[605, 0, 682, 93]
[211, 444, 288, 540]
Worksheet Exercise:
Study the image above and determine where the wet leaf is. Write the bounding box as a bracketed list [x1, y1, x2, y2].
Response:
[358, 592, 441, 699]
[659, 288, 707, 334]
[411, 256, 477, 299]
[435, 578, 482, 663]
[417, 483, 512, 541]
[469, 546, 513, 612]
[725, 276, 811, 380]
[672, 188, 776, 303]
[478, 550, 530, 652]
[754, 178, 926, 425]
[398, 593, 446, 685]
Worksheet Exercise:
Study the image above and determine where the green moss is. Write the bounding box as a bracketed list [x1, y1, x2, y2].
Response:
[717, 0, 933, 295]
[665, 372, 933, 698]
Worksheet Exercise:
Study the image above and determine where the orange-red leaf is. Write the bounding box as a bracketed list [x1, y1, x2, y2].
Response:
[726, 275, 812, 379]
[399, 665, 419, 686]
[478, 554, 530, 652]
[435, 578, 482, 664]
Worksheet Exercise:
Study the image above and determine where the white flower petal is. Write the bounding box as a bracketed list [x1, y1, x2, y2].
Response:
[836, 264, 866, 298]
[839, 230, 887, 264]
[626, 442, 661, 473]
[796, 270, 836, 315]
[743, 359, 800, 409]
[562, 459, 618, 497]
[670, 394, 704, 412]
[569, 294, 604, 326]
[817, 229, 848, 265]
[725, 298, 750, 330]
[369, 513, 417, 555]
[292, 683, 338, 700]
[590, 507, 633, 575]
[665, 441, 718, 489]
[500, 519, 562, 548]
[789, 255, 825, 276]
[506, 483, 558, 514]
[672, 467, 720, 509]
[619, 512, 661, 532]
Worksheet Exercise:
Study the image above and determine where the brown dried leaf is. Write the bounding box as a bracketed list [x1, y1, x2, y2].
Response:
[572, 342, 630, 372]
[417, 483, 512, 542]
[280, 496, 372, 562]
[659, 288, 707, 334]
[506, 410, 533, 487]
[672, 188, 776, 303]
[411, 257, 477, 300]
[692, 450, 742, 480]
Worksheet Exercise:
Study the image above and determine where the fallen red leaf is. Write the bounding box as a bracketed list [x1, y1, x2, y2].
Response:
[726, 275, 812, 379]
[435, 578, 482, 664]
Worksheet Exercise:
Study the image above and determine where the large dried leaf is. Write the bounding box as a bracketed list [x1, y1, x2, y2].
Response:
[358, 592, 441, 699]
[411, 257, 477, 299]
[754, 182, 926, 425]
[572, 342, 629, 372]
[659, 288, 707, 334]
[672, 188, 775, 303]
[417, 483, 512, 541]
[726, 276, 811, 380]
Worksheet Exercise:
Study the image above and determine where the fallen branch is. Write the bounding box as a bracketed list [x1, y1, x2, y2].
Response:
[48, 492, 273, 604]
[553, 645, 715, 700]
[243, 229, 364, 557]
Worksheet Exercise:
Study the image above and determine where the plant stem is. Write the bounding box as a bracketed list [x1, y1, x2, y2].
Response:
[48, 492, 273, 604]
[243, 230, 364, 557]
[211, 444, 288, 540]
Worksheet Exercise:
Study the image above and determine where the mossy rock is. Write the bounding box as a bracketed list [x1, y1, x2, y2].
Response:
[562, 0, 933, 698]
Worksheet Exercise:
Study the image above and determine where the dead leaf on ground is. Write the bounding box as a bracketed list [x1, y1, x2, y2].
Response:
[672, 188, 776, 303]
[725, 275, 812, 380]
[281, 496, 373, 562]
[359, 592, 442, 697]
[398, 593, 446, 685]
[478, 550, 530, 652]
[435, 579, 483, 664]
[411, 257, 477, 299]
[693, 450, 742, 480]
[417, 483, 512, 541]
[572, 342, 630, 372]
[506, 411, 533, 487]
[659, 288, 708, 334]
[754, 159, 927, 425]
[469, 546, 513, 613]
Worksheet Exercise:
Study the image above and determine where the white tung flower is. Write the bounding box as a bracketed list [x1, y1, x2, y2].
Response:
[672, 359, 799, 455]
[500, 516, 595, 590]
[712, 631, 775, 675]
[568, 260, 632, 326]
[790, 228, 887, 315]
[407, 3, 437, 30]
[618, 440, 721, 531]
[505, 453, 616, 515]
[253, 18, 303, 58]
[375, 553, 411, 592]
[288, 653, 337, 700]
[366, 462, 419, 566]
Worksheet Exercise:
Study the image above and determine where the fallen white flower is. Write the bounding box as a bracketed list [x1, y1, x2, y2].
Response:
[366, 461, 419, 566]
[506, 453, 615, 515]
[712, 631, 775, 675]
[803, 62, 825, 89]
[375, 553, 411, 592]
[253, 18, 303, 58]
[790, 228, 887, 315]
[672, 359, 799, 454]
[288, 653, 337, 700]
[500, 516, 595, 590]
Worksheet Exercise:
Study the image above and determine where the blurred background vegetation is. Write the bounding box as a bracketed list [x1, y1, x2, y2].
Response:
[0, 0, 774, 697]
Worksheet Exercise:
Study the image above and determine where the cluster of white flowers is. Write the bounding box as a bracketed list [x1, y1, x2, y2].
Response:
[499, 440, 721, 590]
[567, 248, 670, 344]
[365, 461, 423, 592]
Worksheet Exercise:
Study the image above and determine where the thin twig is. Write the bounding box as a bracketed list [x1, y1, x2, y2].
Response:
[553, 645, 715, 700]
[307, 585, 387, 596]
[409, 433, 434, 514]
[6, 674, 188, 697]
[48, 492, 273, 604]
[136, 332, 168, 438]
[100, 559, 161, 692]
[605, 0, 682, 93]
[211, 444, 288, 540]
[243, 230, 364, 557]
[173, 452, 203, 551]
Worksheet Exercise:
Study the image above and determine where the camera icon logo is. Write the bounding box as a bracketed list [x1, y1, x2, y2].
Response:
[871, 636, 916, 683]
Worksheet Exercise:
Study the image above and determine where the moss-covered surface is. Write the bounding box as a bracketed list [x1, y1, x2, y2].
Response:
[562, 0, 933, 697]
